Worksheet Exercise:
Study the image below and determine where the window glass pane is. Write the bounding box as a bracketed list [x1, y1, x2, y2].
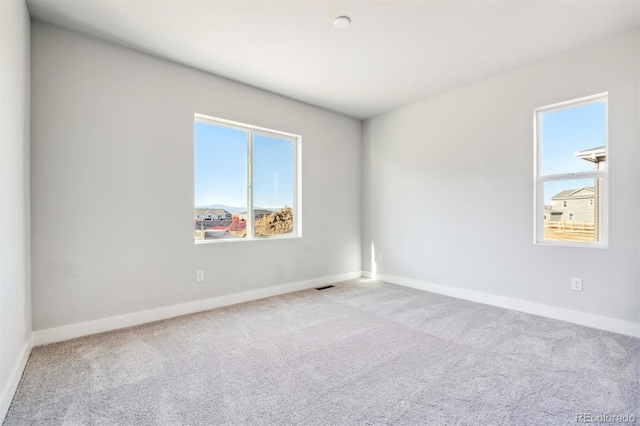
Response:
[540, 101, 606, 175]
[543, 178, 601, 243]
[194, 121, 247, 240]
[252, 134, 294, 237]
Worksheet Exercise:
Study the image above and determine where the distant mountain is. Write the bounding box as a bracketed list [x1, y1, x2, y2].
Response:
[195, 204, 245, 214]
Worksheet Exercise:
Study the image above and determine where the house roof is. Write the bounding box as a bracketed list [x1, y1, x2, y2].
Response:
[575, 146, 606, 163]
[544, 206, 562, 214]
[552, 190, 574, 200]
[551, 187, 595, 200]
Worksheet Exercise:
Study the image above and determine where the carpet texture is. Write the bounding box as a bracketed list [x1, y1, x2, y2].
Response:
[4, 279, 639, 425]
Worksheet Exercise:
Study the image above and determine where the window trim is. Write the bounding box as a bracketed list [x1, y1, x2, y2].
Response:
[194, 113, 302, 243]
[533, 93, 608, 248]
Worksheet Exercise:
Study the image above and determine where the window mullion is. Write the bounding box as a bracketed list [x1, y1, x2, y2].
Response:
[246, 130, 254, 239]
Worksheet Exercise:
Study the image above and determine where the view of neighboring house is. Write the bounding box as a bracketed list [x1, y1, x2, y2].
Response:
[194, 208, 232, 220]
[238, 209, 274, 221]
[547, 187, 595, 223]
[542, 145, 605, 225]
[543, 206, 563, 221]
[542, 145, 605, 242]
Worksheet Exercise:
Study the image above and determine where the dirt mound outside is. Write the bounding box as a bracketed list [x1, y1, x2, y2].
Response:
[255, 207, 293, 236]
[233, 207, 293, 238]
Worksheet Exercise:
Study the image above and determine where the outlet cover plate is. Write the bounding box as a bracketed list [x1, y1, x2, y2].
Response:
[571, 278, 583, 291]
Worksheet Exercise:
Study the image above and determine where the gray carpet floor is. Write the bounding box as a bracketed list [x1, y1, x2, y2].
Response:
[4, 279, 639, 425]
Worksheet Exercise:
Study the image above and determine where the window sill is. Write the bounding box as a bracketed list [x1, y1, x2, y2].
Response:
[195, 234, 301, 244]
[534, 240, 608, 249]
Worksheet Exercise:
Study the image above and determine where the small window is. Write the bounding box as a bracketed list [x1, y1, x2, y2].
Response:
[194, 114, 301, 242]
[535, 93, 607, 247]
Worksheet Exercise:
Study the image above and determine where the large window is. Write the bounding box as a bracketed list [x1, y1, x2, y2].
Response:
[194, 114, 300, 242]
[534, 93, 607, 247]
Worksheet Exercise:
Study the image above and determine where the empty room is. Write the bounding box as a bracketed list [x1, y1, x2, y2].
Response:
[1, 0, 639, 424]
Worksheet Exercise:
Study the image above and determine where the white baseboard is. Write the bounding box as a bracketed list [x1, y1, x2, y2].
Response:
[33, 271, 362, 346]
[362, 271, 640, 338]
[1, 335, 33, 423]
[32, 269, 639, 346]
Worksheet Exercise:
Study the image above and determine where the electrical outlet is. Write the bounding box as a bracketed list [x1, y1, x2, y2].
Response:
[378, 253, 384, 262]
[196, 270, 204, 282]
[571, 278, 582, 291]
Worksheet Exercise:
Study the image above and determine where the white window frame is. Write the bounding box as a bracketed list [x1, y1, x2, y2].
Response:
[194, 113, 302, 244]
[534, 93, 608, 248]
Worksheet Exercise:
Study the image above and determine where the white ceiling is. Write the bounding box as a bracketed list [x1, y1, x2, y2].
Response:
[26, 0, 640, 120]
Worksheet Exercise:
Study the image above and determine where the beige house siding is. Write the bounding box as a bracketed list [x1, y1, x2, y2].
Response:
[551, 188, 595, 223]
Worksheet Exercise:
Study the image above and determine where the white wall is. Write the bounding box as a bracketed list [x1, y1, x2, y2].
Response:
[363, 30, 639, 326]
[31, 22, 362, 331]
[0, 0, 32, 419]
